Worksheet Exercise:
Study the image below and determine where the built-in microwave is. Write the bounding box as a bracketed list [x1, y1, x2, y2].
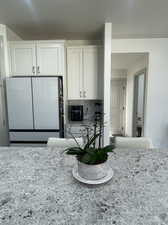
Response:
[68, 105, 83, 121]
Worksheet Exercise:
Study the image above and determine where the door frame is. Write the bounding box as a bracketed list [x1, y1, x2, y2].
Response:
[132, 68, 147, 137]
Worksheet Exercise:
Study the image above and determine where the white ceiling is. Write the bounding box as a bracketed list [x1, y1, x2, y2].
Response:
[0, 0, 168, 39]
[112, 53, 147, 70]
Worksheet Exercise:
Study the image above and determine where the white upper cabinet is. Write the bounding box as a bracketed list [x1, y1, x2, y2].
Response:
[67, 48, 83, 100]
[67, 46, 102, 100]
[10, 42, 36, 76]
[36, 42, 64, 75]
[9, 41, 64, 76]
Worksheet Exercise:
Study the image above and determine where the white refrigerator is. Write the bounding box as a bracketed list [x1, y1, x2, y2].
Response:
[6, 77, 64, 143]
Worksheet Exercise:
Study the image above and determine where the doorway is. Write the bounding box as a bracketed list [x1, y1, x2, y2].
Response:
[133, 69, 146, 137]
[111, 53, 148, 137]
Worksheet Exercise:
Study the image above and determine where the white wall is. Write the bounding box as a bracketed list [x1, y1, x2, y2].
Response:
[103, 23, 112, 145]
[0, 35, 9, 145]
[112, 38, 168, 148]
[125, 55, 148, 136]
[0, 24, 21, 146]
[112, 69, 127, 79]
[137, 74, 145, 121]
[0, 25, 22, 77]
[0, 25, 10, 77]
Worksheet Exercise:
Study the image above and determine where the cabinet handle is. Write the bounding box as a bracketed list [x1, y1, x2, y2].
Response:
[83, 91, 86, 98]
[80, 91, 82, 98]
[37, 66, 40, 74]
[32, 66, 35, 74]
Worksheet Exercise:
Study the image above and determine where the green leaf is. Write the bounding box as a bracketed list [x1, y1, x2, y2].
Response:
[101, 145, 115, 153]
[65, 147, 84, 155]
[78, 149, 108, 165]
[95, 150, 108, 162]
[79, 153, 92, 164]
[85, 148, 97, 155]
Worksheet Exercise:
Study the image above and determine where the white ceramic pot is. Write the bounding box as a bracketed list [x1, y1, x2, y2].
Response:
[77, 160, 108, 180]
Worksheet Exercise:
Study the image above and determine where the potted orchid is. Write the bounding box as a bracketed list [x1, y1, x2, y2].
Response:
[65, 123, 115, 180]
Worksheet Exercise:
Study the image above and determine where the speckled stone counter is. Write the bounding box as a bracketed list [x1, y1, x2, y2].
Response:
[0, 147, 168, 225]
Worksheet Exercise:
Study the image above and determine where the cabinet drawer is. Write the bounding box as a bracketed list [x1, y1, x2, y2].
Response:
[9, 131, 60, 142]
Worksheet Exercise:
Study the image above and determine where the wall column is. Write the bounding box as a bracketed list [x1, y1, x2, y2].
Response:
[103, 23, 112, 146]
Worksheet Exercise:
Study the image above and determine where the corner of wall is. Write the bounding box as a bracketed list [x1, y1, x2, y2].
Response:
[6, 27, 22, 41]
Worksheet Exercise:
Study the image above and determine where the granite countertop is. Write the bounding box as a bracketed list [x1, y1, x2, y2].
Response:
[0, 147, 168, 225]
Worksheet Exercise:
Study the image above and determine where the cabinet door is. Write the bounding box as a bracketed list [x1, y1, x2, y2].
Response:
[83, 47, 99, 99]
[67, 48, 83, 99]
[36, 42, 64, 75]
[10, 42, 36, 76]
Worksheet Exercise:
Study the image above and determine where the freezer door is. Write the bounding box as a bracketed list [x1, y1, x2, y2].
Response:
[32, 77, 60, 129]
[6, 78, 34, 129]
[10, 131, 60, 142]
